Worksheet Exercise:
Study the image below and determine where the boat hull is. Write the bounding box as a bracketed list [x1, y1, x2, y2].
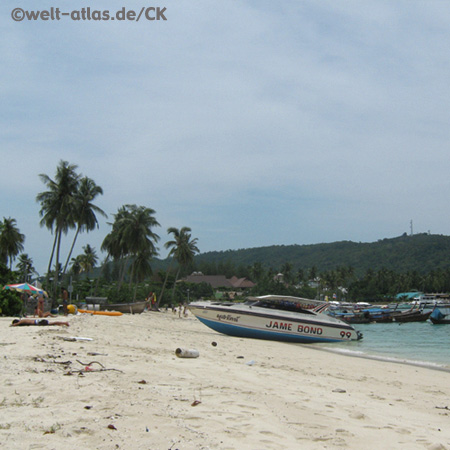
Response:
[102, 301, 147, 314]
[189, 302, 360, 343]
[393, 311, 431, 323]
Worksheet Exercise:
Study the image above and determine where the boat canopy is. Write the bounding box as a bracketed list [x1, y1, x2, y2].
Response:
[246, 295, 327, 314]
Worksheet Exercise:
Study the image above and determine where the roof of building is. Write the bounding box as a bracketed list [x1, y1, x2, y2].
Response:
[183, 273, 255, 289]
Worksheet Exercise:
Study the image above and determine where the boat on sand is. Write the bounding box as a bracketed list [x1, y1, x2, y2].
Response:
[101, 301, 147, 314]
[189, 295, 362, 343]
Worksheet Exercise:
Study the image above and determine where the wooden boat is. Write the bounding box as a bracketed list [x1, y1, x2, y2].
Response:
[338, 312, 371, 324]
[393, 309, 431, 323]
[102, 301, 147, 314]
[189, 295, 363, 343]
[430, 307, 450, 324]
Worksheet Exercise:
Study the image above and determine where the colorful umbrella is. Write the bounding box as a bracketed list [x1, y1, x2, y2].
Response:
[3, 282, 48, 297]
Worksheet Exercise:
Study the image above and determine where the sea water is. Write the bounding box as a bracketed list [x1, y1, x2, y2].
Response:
[320, 322, 450, 372]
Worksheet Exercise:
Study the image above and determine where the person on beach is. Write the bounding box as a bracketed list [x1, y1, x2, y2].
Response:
[36, 296, 55, 318]
[61, 288, 69, 315]
[11, 318, 70, 327]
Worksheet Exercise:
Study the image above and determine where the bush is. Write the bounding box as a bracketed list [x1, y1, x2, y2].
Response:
[0, 290, 23, 316]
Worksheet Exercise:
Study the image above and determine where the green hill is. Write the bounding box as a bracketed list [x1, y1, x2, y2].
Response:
[189, 233, 450, 277]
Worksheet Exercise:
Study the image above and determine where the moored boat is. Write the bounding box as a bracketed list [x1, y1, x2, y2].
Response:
[188, 295, 362, 343]
[430, 307, 450, 324]
[417, 293, 450, 316]
[393, 309, 431, 323]
[102, 301, 147, 314]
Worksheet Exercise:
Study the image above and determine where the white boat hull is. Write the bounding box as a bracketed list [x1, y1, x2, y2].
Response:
[189, 301, 361, 343]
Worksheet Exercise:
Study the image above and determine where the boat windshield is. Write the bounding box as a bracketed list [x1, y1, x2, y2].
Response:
[250, 299, 316, 315]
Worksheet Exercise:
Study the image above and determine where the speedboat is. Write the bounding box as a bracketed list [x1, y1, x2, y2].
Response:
[188, 295, 362, 343]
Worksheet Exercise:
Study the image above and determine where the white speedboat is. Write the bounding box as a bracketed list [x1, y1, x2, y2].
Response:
[189, 295, 362, 343]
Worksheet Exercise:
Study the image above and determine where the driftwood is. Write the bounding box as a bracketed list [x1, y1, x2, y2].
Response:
[33, 355, 123, 374]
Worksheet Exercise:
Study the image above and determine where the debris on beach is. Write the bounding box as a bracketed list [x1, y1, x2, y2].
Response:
[332, 388, 347, 393]
[175, 348, 199, 358]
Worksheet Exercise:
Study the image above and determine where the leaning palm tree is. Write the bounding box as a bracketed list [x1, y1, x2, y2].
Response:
[36, 160, 80, 292]
[0, 217, 25, 269]
[158, 227, 199, 307]
[62, 177, 107, 275]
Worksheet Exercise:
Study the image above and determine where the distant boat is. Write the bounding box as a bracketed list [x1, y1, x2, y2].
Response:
[416, 293, 450, 316]
[189, 295, 363, 343]
[102, 301, 147, 314]
[393, 309, 432, 323]
[430, 306, 450, 325]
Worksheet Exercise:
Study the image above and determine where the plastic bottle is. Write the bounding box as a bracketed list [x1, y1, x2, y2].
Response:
[175, 348, 199, 358]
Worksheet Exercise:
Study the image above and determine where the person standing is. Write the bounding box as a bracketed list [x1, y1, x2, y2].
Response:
[61, 288, 69, 316]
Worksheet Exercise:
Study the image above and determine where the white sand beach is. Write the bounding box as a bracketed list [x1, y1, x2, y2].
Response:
[1, 311, 449, 450]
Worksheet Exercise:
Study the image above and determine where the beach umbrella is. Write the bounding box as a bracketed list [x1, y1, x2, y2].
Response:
[3, 282, 48, 297]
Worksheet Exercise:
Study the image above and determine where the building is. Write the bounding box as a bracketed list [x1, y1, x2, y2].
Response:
[182, 272, 255, 289]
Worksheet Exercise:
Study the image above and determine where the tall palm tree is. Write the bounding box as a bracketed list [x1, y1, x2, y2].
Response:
[62, 177, 107, 275]
[119, 205, 160, 288]
[159, 227, 199, 306]
[36, 160, 80, 290]
[101, 205, 160, 291]
[101, 207, 129, 289]
[0, 217, 25, 269]
[131, 250, 153, 300]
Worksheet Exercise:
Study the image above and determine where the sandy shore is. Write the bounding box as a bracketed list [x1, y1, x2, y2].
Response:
[1, 311, 449, 450]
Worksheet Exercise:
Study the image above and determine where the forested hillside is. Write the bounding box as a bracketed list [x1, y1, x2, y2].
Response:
[190, 233, 450, 277]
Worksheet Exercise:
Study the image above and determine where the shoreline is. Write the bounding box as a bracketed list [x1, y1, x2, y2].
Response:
[315, 344, 450, 374]
[1, 311, 449, 449]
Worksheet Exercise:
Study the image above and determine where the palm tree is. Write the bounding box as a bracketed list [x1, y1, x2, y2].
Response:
[159, 227, 199, 306]
[36, 160, 80, 291]
[62, 176, 106, 275]
[131, 250, 153, 300]
[16, 253, 35, 282]
[70, 255, 82, 277]
[78, 244, 98, 276]
[101, 205, 160, 291]
[0, 217, 25, 269]
[120, 205, 160, 288]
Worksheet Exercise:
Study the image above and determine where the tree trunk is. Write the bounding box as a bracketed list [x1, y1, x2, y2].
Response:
[62, 226, 80, 276]
[170, 267, 181, 302]
[47, 233, 58, 278]
[52, 228, 63, 304]
[156, 261, 173, 309]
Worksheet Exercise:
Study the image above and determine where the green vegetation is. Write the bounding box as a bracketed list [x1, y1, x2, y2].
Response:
[2, 159, 450, 309]
[192, 233, 450, 277]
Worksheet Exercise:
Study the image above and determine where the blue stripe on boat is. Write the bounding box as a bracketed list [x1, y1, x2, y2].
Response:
[197, 317, 341, 343]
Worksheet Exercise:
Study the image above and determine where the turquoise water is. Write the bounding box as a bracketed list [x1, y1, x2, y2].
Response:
[321, 321, 450, 371]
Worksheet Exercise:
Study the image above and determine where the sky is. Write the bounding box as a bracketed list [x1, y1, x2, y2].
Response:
[2, 0, 450, 277]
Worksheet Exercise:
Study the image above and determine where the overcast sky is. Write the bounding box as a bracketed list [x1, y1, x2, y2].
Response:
[2, 0, 450, 276]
